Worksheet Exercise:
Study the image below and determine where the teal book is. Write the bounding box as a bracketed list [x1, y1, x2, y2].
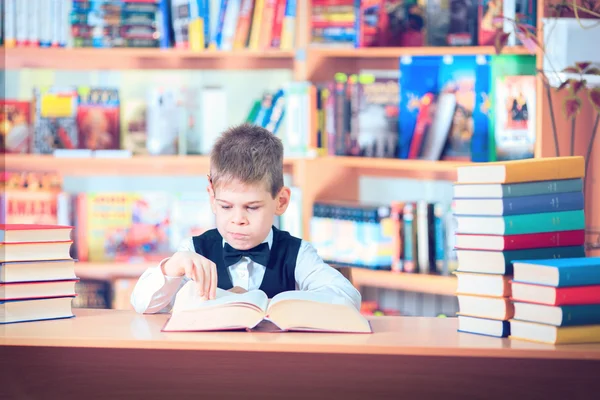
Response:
[455, 210, 585, 235]
[453, 178, 583, 199]
[512, 257, 600, 287]
[513, 303, 600, 327]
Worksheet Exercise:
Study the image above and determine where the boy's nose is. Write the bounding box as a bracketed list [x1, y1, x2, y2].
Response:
[231, 210, 248, 225]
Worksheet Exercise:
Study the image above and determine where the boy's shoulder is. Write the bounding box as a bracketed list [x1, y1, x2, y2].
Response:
[192, 228, 221, 242]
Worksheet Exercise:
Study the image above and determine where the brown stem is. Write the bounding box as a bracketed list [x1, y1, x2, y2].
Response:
[546, 83, 560, 157]
[584, 113, 600, 194]
[571, 117, 576, 156]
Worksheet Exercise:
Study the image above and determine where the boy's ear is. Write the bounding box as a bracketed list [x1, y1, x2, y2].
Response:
[207, 182, 216, 214]
[274, 186, 291, 216]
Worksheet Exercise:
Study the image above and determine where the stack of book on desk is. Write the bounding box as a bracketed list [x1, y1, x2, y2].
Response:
[452, 156, 587, 338]
[509, 257, 600, 344]
[0, 224, 78, 324]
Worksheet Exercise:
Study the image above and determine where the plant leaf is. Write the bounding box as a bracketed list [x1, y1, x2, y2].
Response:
[563, 66, 580, 74]
[494, 31, 511, 54]
[576, 62, 592, 72]
[563, 96, 582, 119]
[589, 88, 600, 112]
[584, 67, 600, 76]
[570, 79, 586, 94]
[515, 31, 539, 53]
[557, 80, 570, 92]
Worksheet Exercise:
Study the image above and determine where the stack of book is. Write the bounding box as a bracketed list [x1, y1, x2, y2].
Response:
[509, 257, 600, 344]
[452, 156, 587, 338]
[0, 224, 78, 324]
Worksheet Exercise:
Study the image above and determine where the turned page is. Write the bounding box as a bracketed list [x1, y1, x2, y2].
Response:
[162, 282, 269, 332]
[265, 291, 372, 333]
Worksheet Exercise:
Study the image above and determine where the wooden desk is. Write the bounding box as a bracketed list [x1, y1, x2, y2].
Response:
[1, 309, 599, 399]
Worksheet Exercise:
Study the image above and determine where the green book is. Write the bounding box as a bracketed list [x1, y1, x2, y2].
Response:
[455, 209, 585, 235]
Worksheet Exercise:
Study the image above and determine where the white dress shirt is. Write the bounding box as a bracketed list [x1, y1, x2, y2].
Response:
[130, 228, 362, 313]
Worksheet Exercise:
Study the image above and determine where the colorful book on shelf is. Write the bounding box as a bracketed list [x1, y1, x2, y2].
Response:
[162, 282, 372, 333]
[511, 282, 600, 306]
[456, 156, 585, 184]
[453, 191, 584, 216]
[455, 230, 586, 251]
[512, 257, 600, 287]
[509, 319, 600, 344]
[512, 302, 600, 327]
[452, 178, 584, 199]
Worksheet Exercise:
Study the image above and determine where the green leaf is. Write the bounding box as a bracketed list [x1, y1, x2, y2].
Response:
[563, 96, 582, 119]
[589, 88, 600, 112]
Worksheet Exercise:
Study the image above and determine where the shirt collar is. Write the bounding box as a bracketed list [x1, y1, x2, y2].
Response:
[222, 226, 273, 250]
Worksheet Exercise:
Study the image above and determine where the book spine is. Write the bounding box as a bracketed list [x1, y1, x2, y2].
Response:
[402, 203, 417, 273]
[279, 0, 296, 49]
[503, 209, 586, 235]
[558, 265, 600, 287]
[502, 178, 584, 197]
[501, 191, 584, 216]
[503, 246, 586, 274]
[555, 285, 600, 305]
[270, 0, 286, 48]
[503, 229, 585, 250]
[233, 0, 254, 49]
[559, 304, 600, 326]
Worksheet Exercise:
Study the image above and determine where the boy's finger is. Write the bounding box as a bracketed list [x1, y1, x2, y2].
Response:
[202, 261, 211, 300]
[210, 262, 217, 300]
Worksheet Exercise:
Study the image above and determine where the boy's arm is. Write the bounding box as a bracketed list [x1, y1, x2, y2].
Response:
[294, 241, 362, 311]
[130, 238, 195, 314]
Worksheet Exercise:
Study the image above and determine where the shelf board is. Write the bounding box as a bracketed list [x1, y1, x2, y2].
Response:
[4, 154, 298, 176]
[327, 156, 469, 180]
[75, 262, 151, 280]
[350, 268, 457, 296]
[3, 47, 295, 70]
[309, 45, 532, 58]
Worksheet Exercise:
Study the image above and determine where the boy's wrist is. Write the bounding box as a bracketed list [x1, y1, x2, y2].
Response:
[161, 257, 182, 277]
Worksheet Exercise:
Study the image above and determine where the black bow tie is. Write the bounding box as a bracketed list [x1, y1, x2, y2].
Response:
[223, 242, 270, 267]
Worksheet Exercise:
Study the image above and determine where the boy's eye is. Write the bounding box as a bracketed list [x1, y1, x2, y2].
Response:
[220, 205, 232, 209]
[247, 206, 260, 211]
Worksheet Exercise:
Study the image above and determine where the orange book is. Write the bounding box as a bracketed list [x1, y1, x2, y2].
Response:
[248, 0, 265, 49]
[456, 156, 584, 184]
[258, 0, 278, 49]
[233, 0, 255, 49]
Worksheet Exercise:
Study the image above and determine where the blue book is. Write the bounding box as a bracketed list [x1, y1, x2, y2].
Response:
[453, 191, 584, 216]
[458, 315, 510, 338]
[453, 178, 584, 199]
[513, 303, 600, 327]
[512, 257, 600, 287]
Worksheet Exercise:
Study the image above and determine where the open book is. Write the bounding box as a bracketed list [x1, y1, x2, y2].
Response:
[162, 281, 372, 333]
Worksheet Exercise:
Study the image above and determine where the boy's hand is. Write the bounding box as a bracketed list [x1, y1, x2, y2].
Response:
[162, 251, 217, 300]
[228, 286, 247, 294]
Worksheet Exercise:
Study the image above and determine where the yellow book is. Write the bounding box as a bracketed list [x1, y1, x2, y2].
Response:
[510, 320, 600, 344]
[456, 156, 584, 184]
[248, 0, 265, 49]
[189, 18, 206, 52]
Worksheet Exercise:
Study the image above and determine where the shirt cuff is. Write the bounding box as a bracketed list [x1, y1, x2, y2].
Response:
[159, 257, 182, 280]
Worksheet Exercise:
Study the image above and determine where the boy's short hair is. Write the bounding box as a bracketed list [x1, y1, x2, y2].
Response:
[210, 123, 284, 198]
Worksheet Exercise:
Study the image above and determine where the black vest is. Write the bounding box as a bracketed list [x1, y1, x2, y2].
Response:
[191, 227, 301, 298]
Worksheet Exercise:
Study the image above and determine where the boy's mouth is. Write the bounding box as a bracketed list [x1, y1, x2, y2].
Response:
[229, 232, 249, 240]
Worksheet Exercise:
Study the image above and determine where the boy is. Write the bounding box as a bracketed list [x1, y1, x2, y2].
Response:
[130, 124, 361, 314]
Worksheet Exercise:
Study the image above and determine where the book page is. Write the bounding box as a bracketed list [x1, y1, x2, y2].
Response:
[172, 281, 269, 313]
[268, 290, 354, 310]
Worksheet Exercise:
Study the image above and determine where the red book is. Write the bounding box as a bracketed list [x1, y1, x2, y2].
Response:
[511, 282, 600, 306]
[455, 230, 585, 251]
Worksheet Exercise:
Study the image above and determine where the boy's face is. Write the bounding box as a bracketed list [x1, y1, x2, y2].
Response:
[209, 178, 290, 250]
